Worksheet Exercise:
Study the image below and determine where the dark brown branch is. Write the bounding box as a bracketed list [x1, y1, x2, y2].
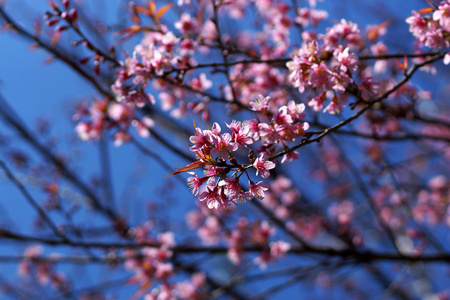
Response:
[0, 160, 66, 240]
[1, 228, 450, 263]
[0, 94, 121, 222]
[0, 6, 113, 97]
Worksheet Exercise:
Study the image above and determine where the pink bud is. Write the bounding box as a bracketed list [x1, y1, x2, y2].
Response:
[48, 2, 58, 11]
[79, 57, 90, 64]
[63, 0, 70, 10]
[69, 9, 78, 22]
[46, 19, 59, 27]
[55, 25, 69, 32]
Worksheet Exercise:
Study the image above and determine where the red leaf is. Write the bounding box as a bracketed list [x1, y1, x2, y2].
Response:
[417, 7, 434, 15]
[156, 3, 172, 20]
[164, 161, 206, 178]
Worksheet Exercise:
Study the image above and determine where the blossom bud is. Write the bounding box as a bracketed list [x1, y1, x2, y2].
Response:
[63, 0, 70, 10]
[46, 19, 59, 27]
[60, 12, 68, 20]
[109, 46, 116, 58]
[78, 57, 90, 64]
[55, 25, 69, 32]
[48, 2, 58, 11]
[69, 9, 78, 22]
[44, 12, 53, 20]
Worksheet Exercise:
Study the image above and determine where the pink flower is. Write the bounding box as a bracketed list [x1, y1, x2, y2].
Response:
[309, 62, 333, 91]
[158, 232, 176, 248]
[253, 154, 276, 178]
[191, 73, 212, 91]
[187, 172, 205, 196]
[189, 127, 211, 152]
[286, 100, 306, 120]
[248, 181, 269, 199]
[132, 117, 154, 138]
[197, 216, 221, 244]
[281, 151, 299, 164]
[154, 262, 174, 280]
[329, 200, 354, 225]
[226, 120, 253, 147]
[198, 179, 229, 209]
[219, 177, 246, 203]
[250, 95, 271, 112]
[254, 251, 271, 269]
[201, 19, 218, 41]
[333, 47, 358, 73]
[175, 13, 197, 34]
[308, 92, 326, 111]
[433, 2, 450, 31]
[209, 132, 238, 160]
[406, 11, 428, 37]
[323, 97, 342, 114]
[270, 240, 291, 258]
[287, 52, 313, 93]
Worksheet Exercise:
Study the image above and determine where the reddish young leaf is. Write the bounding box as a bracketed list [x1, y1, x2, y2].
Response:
[164, 161, 206, 178]
[417, 7, 434, 14]
[156, 3, 173, 20]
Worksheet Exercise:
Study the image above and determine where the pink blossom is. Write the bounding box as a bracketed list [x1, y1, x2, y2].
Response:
[201, 19, 218, 41]
[281, 150, 299, 164]
[154, 262, 173, 280]
[248, 180, 269, 199]
[433, 1, 450, 31]
[253, 154, 276, 178]
[175, 13, 197, 34]
[198, 179, 229, 209]
[187, 172, 205, 196]
[270, 240, 291, 258]
[254, 251, 271, 269]
[250, 95, 271, 112]
[191, 73, 212, 91]
[113, 130, 131, 146]
[333, 47, 358, 73]
[197, 216, 221, 244]
[189, 127, 211, 152]
[285, 100, 306, 120]
[219, 177, 246, 202]
[406, 11, 428, 36]
[309, 92, 326, 111]
[329, 200, 354, 225]
[309, 62, 334, 91]
[132, 117, 154, 138]
[323, 97, 342, 115]
[209, 132, 238, 160]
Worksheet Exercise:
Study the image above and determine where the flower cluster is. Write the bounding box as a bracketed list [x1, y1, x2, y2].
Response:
[74, 98, 154, 146]
[185, 120, 273, 209]
[406, 1, 450, 64]
[286, 22, 361, 114]
[177, 95, 309, 209]
[186, 208, 292, 269]
[18, 246, 69, 292]
[111, 10, 216, 122]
